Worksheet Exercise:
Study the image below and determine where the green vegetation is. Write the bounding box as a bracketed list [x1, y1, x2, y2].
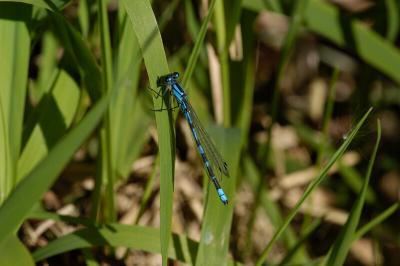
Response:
[0, 0, 399, 265]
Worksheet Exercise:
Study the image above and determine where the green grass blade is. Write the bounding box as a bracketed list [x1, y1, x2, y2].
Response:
[111, 10, 150, 179]
[34, 32, 58, 102]
[96, 0, 116, 222]
[384, 0, 400, 42]
[255, 107, 373, 266]
[0, 234, 35, 266]
[224, 0, 243, 49]
[121, 1, 174, 265]
[195, 127, 241, 266]
[0, 91, 112, 242]
[353, 202, 400, 241]
[0, 3, 31, 202]
[326, 120, 381, 266]
[77, 0, 89, 37]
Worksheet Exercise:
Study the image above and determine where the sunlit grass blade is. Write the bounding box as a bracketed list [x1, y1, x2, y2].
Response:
[0, 92, 112, 242]
[196, 127, 241, 266]
[95, 0, 115, 223]
[255, 107, 373, 265]
[34, 32, 58, 102]
[326, 120, 381, 266]
[111, 9, 150, 180]
[121, 1, 174, 265]
[0, 3, 31, 203]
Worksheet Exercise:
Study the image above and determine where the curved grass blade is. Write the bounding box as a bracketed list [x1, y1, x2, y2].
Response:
[326, 120, 381, 266]
[196, 127, 241, 266]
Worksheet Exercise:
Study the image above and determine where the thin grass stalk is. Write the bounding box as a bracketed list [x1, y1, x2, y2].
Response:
[0, 95, 10, 204]
[213, 0, 231, 126]
[353, 202, 400, 241]
[326, 119, 381, 266]
[97, 0, 116, 222]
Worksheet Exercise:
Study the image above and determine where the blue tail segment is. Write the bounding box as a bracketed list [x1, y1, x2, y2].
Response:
[157, 72, 229, 205]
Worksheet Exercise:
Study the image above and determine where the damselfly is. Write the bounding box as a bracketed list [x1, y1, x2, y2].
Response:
[156, 72, 229, 205]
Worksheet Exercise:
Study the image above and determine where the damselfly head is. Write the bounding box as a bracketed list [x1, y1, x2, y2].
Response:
[172, 72, 180, 79]
[166, 72, 179, 83]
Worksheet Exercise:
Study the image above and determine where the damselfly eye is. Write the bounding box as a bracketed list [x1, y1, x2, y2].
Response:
[173, 72, 180, 79]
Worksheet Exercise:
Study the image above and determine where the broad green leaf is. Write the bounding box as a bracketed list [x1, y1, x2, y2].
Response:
[196, 127, 241, 266]
[0, 234, 34, 266]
